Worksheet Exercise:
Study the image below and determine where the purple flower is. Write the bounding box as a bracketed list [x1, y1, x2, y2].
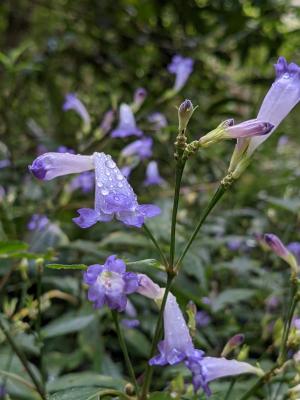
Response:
[121, 137, 153, 160]
[57, 146, 75, 154]
[150, 293, 262, 396]
[29, 151, 161, 228]
[69, 171, 95, 193]
[168, 55, 194, 92]
[227, 239, 243, 251]
[148, 112, 167, 130]
[247, 57, 300, 156]
[120, 165, 134, 179]
[63, 93, 91, 128]
[143, 161, 165, 186]
[27, 214, 49, 231]
[287, 242, 300, 264]
[29, 152, 94, 180]
[111, 104, 143, 138]
[137, 274, 162, 300]
[196, 311, 211, 328]
[133, 88, 147, 111]
[100, 110, 115, 134]
[83, 255, 139, 311]
[264, 233, 290, 259]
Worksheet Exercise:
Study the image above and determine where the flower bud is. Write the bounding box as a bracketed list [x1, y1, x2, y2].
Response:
[221, 334, 245, 357]
[186, 301, 197, 337]
[178, 99, 195, 131]
[264, 233, 298, 273]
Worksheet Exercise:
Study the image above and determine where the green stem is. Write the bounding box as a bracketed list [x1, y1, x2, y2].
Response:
[111, 311, 139, 395]
[176, 184, 227, 268]
[224, 379, 236, 400]
[277, 279, 299, 364]
[143, 224, 169, 267]
[36, 262, 46, 385]
[169, 161, 186, 268]
[140, 274, 174, 399]
[239, 366, 277, 400]
[0, 318, 46, 400]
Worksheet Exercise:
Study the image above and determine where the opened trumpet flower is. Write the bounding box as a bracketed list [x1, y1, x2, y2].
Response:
[150, 293, 262, 396]
[144, 161, 165, 186]
[229, 57, 300, 177]
[121, 137, 153, 160]
[83, 255, 139, 311]
[63, 93, 91, 130]
[111, 103, 143, 138]
[29, 151, 160, 228]
[168, 55, 194, 92]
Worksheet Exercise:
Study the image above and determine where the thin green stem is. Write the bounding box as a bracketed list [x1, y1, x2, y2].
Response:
[176, 184, 227, 269]
[140, 274, 174, 399]
[169, 161, 186, 268]
[143, 224, 169, 267]
[111, 311, 139, 396]
[36, 262, 46, 385]
[224, 379, 236, 400]
[0, 317, 46, 400]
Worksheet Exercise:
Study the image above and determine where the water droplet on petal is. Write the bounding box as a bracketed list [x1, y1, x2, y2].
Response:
[116, 174, 123, 181]
[106, 160, 116, 169]
[118, 183, 123, 188]
[97, 182, 103, 188]
[101, 188, 109, 195]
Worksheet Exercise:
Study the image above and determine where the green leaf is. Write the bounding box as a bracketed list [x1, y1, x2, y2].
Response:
[0, 240, 28, 256]
[46, 263, 87, 270]
[127, 259, 164, 270]
[124, 329, 151, 357]
[211, 289, 255, 312]
[48, 387, 105, 400]
[42, 314, 95, 338]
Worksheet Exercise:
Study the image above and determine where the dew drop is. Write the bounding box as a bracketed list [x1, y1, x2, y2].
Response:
[106, 160, 116, 169]
[116, 174, 123, 181]
[117, 182, 123, 188]
[101, 188, 109, 195]
[97, 182, 103, 188]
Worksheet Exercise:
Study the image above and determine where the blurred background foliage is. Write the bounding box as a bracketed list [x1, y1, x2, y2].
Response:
[1, 0, 300, 399]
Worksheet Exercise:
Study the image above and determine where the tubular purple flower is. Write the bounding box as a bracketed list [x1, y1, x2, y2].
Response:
[150, 293, 261, 396]
[247, 57, 300, 156]
[27, 214, 49, 231]
[143, 161, 165, 186]
[168, 55, 194, 92]
[29, 152, 94, 180]
[63, 93, 91, 127]
[111, 104, 143, 138]
[137, 274, 163, 300]
[264, 233, 290, 259]
[83, 255, 139, 312]
[121, 137, 153, 160]
[30, 151, 160, 228]
[148, 112, 167, 130]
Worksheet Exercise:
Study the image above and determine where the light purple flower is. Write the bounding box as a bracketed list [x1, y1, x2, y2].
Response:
[111, 104, 143, 138]
[83, 255, 139, 312]
[121, 137, 153, 160]
[137, 274, 162, 300]
[29, 151, 161, 228]
[287, 242, 300, 264]
[63, 93, 91, 127]
[148, 112, 167, 130]
[246, 57, 300, 156]
[29, 152, 94, 180]
[27, 214, 49, 231]
[143, 161, 165, 186]
[264, 233, 290, 259]
[69, 171, 95, 193]
[150, 293, 261, 396]
[196, 311, 211, 328]
[168, 55, 194, 92]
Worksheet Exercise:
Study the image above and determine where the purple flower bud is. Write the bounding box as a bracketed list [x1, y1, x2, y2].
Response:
[121, 137, 153, 160]
[178, 99, 195, 131]
[111, 104, 143, 138]
[29, 152, 94, 180]
[168, 55, 194, 92]
[137, 274, 162, 300]
[264, 233, 290, 259]
[226, 119, 274, 139]
[247, 57, 300, 156]
[150, 293, 261, 395]
[27, 214, 49, 231]
[133, 88, 147, 109]
[148, 112, 167, 130]
[221, 334, 245, 356]
[63, 93, 91, 127]
[125, 299, 137, 318]
[83, 255, 139, 312]
[143, 161, 165, 186]
[292, 317, 300, 330]
[227, 239, 243, 251]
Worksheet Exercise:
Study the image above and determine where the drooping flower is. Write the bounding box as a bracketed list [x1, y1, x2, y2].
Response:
[111, 104, 143, 138]
[63, 93, 91, 130]
[69, 171, 95, 193]
[150, 293, 262, 396]
[168, 55, 194, 92]
[83, 255, 139, 311]
[29, 152, 160, 228]
[121, 137, 153, 160]
[228, 57, 300, 177]
[143, 161, 165, 186]
[148, 112, 167, 130]
[27, 214, 49, 231]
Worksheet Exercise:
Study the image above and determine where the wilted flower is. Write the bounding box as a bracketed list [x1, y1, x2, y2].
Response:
[148, 112, 167, 130]
[27, 214, 49, 231]
[111, 104, 143, 138]
[143, 161, 165, 186]
[83, 255, 139, 311]
[168, 55, 194, 92]
[69, 171, 95, 193]
[121, 137, 153, 160]
[29, 152, 160, 228]
[150, 293, 262, 396]
[63, 93, 91, 130]
[0, 385, 6, 399]
[229, 57, 300, 177]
